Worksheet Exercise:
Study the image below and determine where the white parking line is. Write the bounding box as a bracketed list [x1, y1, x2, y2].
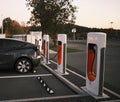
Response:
[0, 74, 52, 79]
[50, 60, 57, 64]
[0, 95, 81, 102]
[66, 68, 86, 80]
[50, 60, 86, 79]
[104, 87, 120, 98]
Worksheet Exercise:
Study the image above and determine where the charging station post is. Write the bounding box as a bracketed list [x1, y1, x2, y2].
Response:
[83, 32, 107, 98]
[30, 31, 42, 52]
[56, 34, 67, 74]
[42, 34, 49, 64]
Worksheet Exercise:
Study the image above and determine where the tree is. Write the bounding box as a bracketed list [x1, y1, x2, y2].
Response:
[9, 20, 24, 34]
[3, 17, 25, 36]
[0, 28, 1, 33]
[26, 0, 76, 45]
[3, 17, 12, 34]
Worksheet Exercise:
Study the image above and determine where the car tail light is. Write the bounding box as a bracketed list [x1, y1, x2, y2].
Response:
[34, 47, 41, 58]
[36, 49, 40, 56]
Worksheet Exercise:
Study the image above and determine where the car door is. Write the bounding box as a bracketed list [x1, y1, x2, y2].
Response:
[0, 39, 13, 68]
[0, 39, 8, 68]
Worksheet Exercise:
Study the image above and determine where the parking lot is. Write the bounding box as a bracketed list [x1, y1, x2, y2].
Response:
[0, 60, 120, 102]
[0, 63, 91, 102]
[0, 39, 120, 102]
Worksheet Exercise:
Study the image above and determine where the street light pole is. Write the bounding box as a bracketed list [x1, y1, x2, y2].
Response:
[72, 28, 76, 40]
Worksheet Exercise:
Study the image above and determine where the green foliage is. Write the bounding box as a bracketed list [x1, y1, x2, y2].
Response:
[29, 25, 41, 31]
[26, 0, 76, 34]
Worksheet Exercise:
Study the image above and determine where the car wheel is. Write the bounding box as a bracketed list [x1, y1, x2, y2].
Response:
[15, 58, 32, 73]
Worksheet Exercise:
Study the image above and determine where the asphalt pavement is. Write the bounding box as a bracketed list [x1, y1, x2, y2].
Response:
[0, 65, 80, 102]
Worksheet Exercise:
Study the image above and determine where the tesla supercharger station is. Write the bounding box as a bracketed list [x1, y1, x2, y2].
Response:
[56, 34, 67, 74]
[30, 31, 42, 52]
[42, 34, 49, 64]
[84, 32, 107, 97]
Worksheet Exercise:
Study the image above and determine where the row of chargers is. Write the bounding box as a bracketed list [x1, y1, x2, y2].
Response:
[42, 33, 108, 99]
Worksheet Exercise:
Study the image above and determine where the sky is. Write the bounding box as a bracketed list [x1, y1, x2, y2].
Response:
[0, 0, 120, 29]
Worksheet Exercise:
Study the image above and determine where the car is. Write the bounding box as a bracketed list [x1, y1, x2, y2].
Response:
[0, 38, 40, 73]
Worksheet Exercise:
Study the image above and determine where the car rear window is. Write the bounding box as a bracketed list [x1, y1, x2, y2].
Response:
[0, 39, 26, 49]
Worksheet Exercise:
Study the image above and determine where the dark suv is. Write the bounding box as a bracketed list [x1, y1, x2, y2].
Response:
[0, 38, 40, 73]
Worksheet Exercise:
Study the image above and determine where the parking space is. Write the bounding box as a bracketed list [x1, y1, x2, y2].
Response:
[0, 64, 85, 102]
[0, 75, 80, 101]
[0, 76, 50, 101]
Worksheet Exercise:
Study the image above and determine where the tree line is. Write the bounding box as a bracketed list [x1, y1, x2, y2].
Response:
[0, 17, 120, 40]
